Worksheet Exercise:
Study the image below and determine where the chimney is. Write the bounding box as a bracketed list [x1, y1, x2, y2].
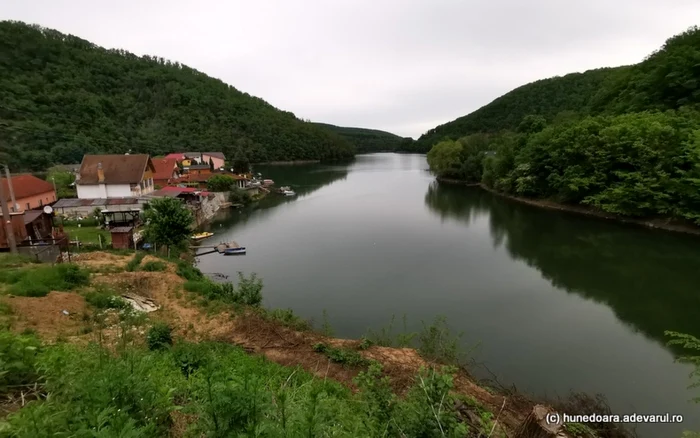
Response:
[97, 162, 105, 183]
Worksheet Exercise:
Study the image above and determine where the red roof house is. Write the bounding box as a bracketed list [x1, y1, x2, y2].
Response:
[152, 158, 180, 187]
[1, 174, 56, 212]
[164, 153, 186, 161]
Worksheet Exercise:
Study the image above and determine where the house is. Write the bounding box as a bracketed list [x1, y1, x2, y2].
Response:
[183, 164, 211, 175]
[76, 154, 155, 199]
[2, 174, 57, 212]
[151, 158, 180, 188]
[184, 152, 226, 170]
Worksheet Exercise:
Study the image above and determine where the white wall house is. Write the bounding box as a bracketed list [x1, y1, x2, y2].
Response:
[76, 154, 156, 199]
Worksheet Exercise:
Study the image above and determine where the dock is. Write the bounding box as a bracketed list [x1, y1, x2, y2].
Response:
[190, 241, 240, 256]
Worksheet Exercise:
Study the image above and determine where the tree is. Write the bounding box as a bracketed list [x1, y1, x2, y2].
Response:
[426, 140, 463, 179]
[232, 146, 251, 174]
[46, 169, 76, 199]
[143, 197, 193, 253]
[208, 157, 214, 171]
[206, 174, 236, 192]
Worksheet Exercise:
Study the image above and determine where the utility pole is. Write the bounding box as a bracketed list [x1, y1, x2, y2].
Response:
[0, 170, 18, 254]
[4, 165, 17, 212]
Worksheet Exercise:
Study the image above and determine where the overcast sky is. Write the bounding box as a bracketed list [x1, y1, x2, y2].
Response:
[3, 1, 699, 138]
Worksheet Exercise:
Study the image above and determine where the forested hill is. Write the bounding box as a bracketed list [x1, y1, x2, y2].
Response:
[412, 26, 700, 152]
[312, 123, 415, 153]
[0, 21, 355, 171]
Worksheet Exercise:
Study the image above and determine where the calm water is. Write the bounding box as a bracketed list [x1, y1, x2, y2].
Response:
[198, 153, 700, 437]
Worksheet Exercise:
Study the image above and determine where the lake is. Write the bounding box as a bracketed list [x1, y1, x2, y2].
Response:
[197, 153, 700, 437]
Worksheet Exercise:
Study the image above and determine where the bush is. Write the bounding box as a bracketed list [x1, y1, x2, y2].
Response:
[84, 287, 128, 310]
[147, 322, 173, 351]
[312, 343, 371, 367]
[176, 261, 204, 281]
[259, 308, 311, 331]
[0, 330, 42, 393]
[141, 260, 167, 272]
[418, 316, 464, 365]
[183, 273, 263, 307]
[3, 263, 90, 297]
[126, 252, 146, 272]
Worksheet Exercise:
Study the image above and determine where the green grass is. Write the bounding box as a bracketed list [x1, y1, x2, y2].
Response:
[63, 224, 111, 245]
[0, 328, 475, 437]
[126, 252, 146, 272]
[0, 263, 90, 297]
[313, 342, 372, 367]
[141, 260, 167, 272]
[0, 254, 39, 268]
[83, 285, 128, 310]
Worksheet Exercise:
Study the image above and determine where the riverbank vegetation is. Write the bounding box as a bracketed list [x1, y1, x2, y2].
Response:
[426, 27, 700, 225]
[0, 21, 355, 172]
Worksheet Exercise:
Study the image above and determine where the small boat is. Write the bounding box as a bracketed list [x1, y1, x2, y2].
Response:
[283, 190, 296, 196]
[191, 232, 214, 241]
[223, 246, 246, 255]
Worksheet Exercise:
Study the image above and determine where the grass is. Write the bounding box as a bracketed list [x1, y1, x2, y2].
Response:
[0, 263, 90, 297]
[125, 252, 146, 272]
[63, 224, 111, 245]
[313, 342, 372, 367]
[0, 328, 475, 437]
[257, 307, 312, 331]
[83, 284, 128, 310]
[0, 254, 40, 269]
[141, 260, 167, 272]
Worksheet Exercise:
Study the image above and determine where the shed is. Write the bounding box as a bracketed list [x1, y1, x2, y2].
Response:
[110, 226, 135, 249]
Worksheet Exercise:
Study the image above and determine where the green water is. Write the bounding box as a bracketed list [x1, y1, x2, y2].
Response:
[197, 153, 700, 437]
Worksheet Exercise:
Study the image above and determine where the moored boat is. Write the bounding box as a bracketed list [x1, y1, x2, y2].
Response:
[223, 246, 246, 255]
[191, 231, 214, 241]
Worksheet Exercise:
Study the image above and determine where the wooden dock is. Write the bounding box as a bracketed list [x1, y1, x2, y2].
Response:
[190, 241, 239, 256]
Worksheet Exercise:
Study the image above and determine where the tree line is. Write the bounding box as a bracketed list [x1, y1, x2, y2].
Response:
[312, 123, 415, 153]
[0, 21, 355, 171]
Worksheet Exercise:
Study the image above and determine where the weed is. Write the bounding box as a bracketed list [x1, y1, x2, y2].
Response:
[418, 315, 464, 365]
[176, 260, 204, 281]
[321, 309, 334, 337]
[313, 342, 371, 367]
[84, 285, 128, 310]
[365, 314, 416, 348]
[0, 330, 42, 393]
[184, 273, 263, 307]
[0, 254, 39, 268]
[2, 263, 90, 297]
[125, 252, 146, 272]
[140, 260, 167, 272]
[258, 308, 312, 331]
[147, 322, 173, 351]
[0, 300, 12, 315]
[358, 337, 373, 350]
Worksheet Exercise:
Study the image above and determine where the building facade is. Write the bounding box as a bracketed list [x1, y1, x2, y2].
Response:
[76, 154, 155, 199]
[2, 174, 56, 212]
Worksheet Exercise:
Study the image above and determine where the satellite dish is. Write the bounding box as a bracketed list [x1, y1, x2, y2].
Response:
[43, 205, 53, 215]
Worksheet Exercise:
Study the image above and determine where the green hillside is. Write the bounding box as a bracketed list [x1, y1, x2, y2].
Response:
[0, 21, 355, 171]
[425, 26, 700, 225]
[413, 26, 700, 153]
[312, 123, 414, 153]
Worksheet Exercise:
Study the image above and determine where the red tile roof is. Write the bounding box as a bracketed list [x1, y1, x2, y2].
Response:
[164, 153, 186, 161]
[1, 174, 55, 202]
[152, 158, 178, 181]
[78, 154, 154, 184]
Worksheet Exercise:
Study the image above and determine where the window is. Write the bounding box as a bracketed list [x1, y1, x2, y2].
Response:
[39, 199, 43, 207]
[26, 203, 30, 210]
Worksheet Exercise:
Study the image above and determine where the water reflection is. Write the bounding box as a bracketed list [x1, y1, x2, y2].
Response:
[206, 163, 349, 230]
[424, 181, 700, 353]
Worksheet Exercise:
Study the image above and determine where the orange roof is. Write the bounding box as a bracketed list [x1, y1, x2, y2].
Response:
[152, 158, 178, 181]
[1, 174, 55, 202]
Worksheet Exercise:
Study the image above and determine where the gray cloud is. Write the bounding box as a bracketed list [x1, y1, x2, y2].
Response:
[3, 0, 699, 138]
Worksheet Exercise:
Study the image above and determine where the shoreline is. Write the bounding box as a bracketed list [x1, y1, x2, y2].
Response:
[255, 159, 320, 165]
[436, 177, 700, 236]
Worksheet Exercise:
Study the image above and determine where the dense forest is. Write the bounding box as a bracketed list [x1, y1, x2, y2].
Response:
[0, 21, 356, 171]
[312, 123, 415, 153]
[426, 27, 700, 225]
[415, 26, 700, 153]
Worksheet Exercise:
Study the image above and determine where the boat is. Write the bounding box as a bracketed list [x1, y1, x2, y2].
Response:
[223, 246, 246, 255]
[283, 190, 296, 196]
[191, 231, 214, 241]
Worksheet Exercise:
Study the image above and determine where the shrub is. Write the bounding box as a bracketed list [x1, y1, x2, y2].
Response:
[4, 263, 90, 297]
[141, 260, 167, 272]
[184, 273, 263, 307]
[126, 252, 146, 272]
[176, 261, 204, 281]
[0, 330, 42, 393]
[418, 315, 464, 365]
[312, 343, 370, 367]
[84, 287, 128, 310]
[147, 322, 173, 351]
[259, 308, 311, 331]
